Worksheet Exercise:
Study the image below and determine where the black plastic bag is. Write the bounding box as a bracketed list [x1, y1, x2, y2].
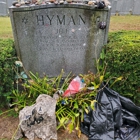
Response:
[80, 84, 140, 140]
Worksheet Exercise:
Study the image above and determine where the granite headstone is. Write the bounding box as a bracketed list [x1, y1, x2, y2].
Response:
[133, 0, 140, 15]
[9, 4, 111, 77]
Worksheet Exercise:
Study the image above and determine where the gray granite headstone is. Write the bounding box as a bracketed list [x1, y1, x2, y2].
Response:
[0, 2, 7, 16]
[110, 0, 117, 14]
[133, 0, 140, 15]
[115, 0, 123, 13]
[9, 4, 111, 77]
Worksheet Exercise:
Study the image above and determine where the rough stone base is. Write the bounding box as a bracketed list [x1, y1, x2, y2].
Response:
[15, 94, 57, 140]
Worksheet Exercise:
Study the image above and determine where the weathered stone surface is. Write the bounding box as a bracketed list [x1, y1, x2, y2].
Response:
[133, 0, 140, 15]
[109, 0, 140, 15]
[110, 0, 117, 14]
[0, 2, 7, 16]
[9, 5, 111, 77]
[15, 94, 57, 140]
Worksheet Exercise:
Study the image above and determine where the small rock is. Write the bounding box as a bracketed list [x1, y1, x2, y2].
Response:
[66, 0, 72, 3]
[12, 1, 18, 6]
[88, 1, 95, 5]
[41, 1, 46, 4]
[64, 1, 67, 4]
[49, 0, 55, 3]
[59, 0, 64, 4]
[21, 1, 25, 5]
[35, 0, 43, 5]
[32, 0, 37, 4]
[15, 61, 23, 67]
[15, 3, 21, 7]
[103, 0, 110, 7]
[25, 1, 31, 4]
[96, 1, 105, 9]
[99, 21, 106, 29]
[83, 1, 88, 4]
[54, 1, 58, 4]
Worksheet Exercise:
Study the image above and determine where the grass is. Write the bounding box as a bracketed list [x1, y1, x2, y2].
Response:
[0, 15, 140, 39]
[0, 17, 13, 39]
[109, 15, 140, 32]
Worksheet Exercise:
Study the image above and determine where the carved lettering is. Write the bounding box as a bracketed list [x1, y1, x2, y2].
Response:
[79, 15, 86, 25]
[46, 15, 54, 25]
[59, 28, 67, 34]
[68, 16, 75, 25]
[36, 15, 44, 25]
[36, 15, 86, 25]
[57, 15, 65, 25]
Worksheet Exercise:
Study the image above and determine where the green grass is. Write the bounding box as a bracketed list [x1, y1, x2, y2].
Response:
[109, 15, 140, 32]
[0, 15, 140, 39]
[0, 17, 13, 39]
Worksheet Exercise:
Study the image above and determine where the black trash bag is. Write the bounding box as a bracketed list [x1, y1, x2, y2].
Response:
[80, 84, 140, 140]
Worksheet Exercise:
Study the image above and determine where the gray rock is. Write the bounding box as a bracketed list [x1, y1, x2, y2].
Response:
[12, 1, 18, 6]
[15, 94, 57, 140]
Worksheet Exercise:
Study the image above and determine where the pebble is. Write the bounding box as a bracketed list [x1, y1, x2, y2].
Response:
[21, 1, 25, 5]
[49, 0, 55, 3]
[35, 1, 40, 5]
[66, 0, 72, 3]
[64, 1, 67, 4]
[99, 21, 106, 29]
[25, 1, 31, 4]
[59, 0, 64, 4]
[97, 1, 105, 9]
[54, 1, 58, 4]
[32, 0, 37, 4]
[12, 1, 18, 6]
[88, 1, 95, 5]
[15, 3, 21, 7]
[11, 0, 111, 8]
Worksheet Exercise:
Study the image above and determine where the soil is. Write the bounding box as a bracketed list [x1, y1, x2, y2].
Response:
[0, 111, 88, 140]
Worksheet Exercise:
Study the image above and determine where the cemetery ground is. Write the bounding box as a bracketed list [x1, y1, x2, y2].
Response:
[0, 15, 140, 140]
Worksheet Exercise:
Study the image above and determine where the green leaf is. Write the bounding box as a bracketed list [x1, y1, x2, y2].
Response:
[74, 102, 78, 109]
[68, 122, 74, 133]
[100, 75, 104, 82]
[60, 117, 66, 124]
[75, 113, 79, 117]
[84, 108, 89, 114]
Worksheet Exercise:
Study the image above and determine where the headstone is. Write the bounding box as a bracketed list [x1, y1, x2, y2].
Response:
[0, 1, 7, 16]
[133, 0, 140, 15]
[15, 94, 57, 140]
[115, 0, 123, 13]
[110, 0, 117, 14]
[9, 4, 111, 77]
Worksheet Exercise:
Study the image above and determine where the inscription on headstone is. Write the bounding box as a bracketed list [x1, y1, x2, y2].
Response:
[9, 5, 110, 77]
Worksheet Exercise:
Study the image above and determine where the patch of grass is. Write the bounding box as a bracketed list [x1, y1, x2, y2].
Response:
[0, 17, 13, 39]
[109, 15, 140, 32]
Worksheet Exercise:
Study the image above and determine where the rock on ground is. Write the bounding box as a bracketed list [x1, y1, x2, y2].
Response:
[15, 94, 57, 140]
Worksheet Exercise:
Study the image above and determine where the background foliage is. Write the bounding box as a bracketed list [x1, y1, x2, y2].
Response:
[0, 39, 16, 107]
[103, 31, 140, 105]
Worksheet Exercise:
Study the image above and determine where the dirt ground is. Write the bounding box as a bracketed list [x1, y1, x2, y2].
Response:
[0, 113, 88, 140]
